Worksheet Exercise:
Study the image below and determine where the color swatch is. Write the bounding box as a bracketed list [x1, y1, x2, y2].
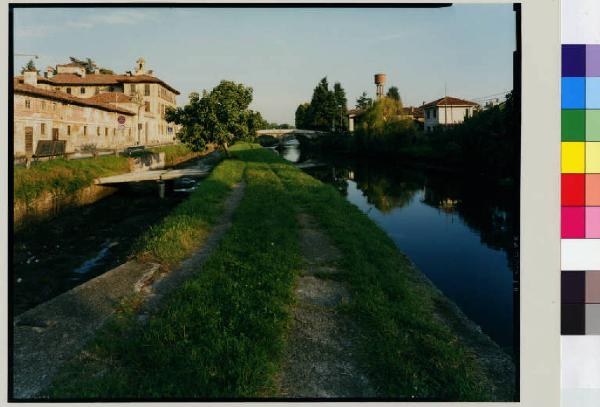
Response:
[562, 271, 600, 334]
[562, 44, 600, 335]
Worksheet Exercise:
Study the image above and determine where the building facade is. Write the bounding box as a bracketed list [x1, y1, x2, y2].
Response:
[13, 58, 180, 157]
[14, 79, 136, 157]
[422, 96, 479, 133]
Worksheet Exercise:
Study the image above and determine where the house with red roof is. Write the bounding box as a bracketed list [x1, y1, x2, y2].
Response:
[422, 96, 479, 133]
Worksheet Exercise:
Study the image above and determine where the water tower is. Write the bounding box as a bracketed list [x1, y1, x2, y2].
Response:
[374, 73, 386, 99]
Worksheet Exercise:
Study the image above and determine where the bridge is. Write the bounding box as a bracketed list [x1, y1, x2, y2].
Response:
[256, 129, 326, 140]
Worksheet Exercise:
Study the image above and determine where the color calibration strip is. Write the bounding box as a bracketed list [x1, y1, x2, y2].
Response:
[562, 44, 600, 335]
[562, 3, 600, 405]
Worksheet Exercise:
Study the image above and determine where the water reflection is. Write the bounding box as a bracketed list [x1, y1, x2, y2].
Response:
[278, 142, 518, 354]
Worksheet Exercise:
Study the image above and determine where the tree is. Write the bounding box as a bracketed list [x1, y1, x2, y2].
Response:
[165, 80, 257, 156]
[69, 56, 114, 74]
[307, 77, 337, 131]
[355, 96, 415, 152]
[295, 78, 348, 131]
[333, 82, 348, 131]
[20, 59, 38, 74]
[386, 86, 401, 102]
[356, 91, 373, 110]
[295, 103, 310, 129]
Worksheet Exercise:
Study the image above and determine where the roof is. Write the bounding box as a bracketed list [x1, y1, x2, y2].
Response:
[13, 81, 135, 115]
[14, 72, 180, 95]
[422, 96, 479, 108]
[57, 62, 84, 68]
[87, 92, 132, 104]
[347, 108, 365, 116]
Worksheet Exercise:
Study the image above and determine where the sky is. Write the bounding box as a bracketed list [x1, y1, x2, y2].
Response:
[13, 5, 516, 124]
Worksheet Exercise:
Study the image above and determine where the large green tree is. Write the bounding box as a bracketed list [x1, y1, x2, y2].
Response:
[355, 96, 416, 151]
[294, 78, 348, 131]
[165, 80, 259, 156]
[295, 103, 310, 129]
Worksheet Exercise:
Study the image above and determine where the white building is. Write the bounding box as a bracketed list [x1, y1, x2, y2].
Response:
[422, 96, 479, 133]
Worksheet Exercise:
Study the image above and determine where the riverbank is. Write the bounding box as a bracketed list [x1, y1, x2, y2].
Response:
[13, 150, 223, 315]
[13, 144, 211, 227]
[41, 143, 513, 401]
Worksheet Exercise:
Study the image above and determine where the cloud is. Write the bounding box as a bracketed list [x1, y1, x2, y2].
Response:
[15, 10, 158, 38]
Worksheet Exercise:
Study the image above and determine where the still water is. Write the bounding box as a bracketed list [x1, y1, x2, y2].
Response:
[277, 142, 518, 354]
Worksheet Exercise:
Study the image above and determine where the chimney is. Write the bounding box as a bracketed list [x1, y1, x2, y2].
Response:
[24, 70, 38, 86]
[94, 68, 100, 75]
[45, 66, 54, 79]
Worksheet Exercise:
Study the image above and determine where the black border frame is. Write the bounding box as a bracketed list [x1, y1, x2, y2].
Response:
[7, 2, 521, 403]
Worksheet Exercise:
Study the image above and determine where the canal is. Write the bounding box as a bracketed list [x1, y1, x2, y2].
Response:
[276, 140, 518, 355]
[12, 154, 216, 316]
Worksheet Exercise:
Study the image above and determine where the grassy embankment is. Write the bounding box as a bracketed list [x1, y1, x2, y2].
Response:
[14, 156, 129, 205]
[14, 145, 203, 207]
[48, 143, 492, 400]
[148, 144, 204, 167]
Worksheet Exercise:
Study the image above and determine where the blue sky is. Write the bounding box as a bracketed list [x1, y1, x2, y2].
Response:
[14, 5, 516, 124]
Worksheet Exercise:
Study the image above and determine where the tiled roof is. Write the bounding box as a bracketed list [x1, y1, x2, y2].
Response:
[13, 81, 135, 115]
[57, 62, 84, 67]
[15, 72, 180, 95]
[87, 92, 132, 104]
[422, 96, 479, 108]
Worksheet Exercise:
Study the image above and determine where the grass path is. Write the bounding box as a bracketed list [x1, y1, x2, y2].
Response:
[44, 143, 512, 401]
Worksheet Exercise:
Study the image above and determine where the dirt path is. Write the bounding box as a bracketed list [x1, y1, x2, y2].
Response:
[137, 181, 246, 319]
[276, 213, 375, 398]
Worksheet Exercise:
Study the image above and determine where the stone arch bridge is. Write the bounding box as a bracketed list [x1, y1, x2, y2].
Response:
[256, 129, 326, 140]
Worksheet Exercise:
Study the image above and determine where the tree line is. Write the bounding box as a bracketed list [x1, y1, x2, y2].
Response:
[294, 77, 348, 131]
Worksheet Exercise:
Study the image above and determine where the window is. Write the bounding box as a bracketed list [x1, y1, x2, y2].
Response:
[95, 87, 100, 95]
[433, 109, 437, 119]
[80, 87, 85, 94]
[144, 84, 150, 96]
[67, 125, 71, 136]
[130, 84, 136, 96]
[97, 127, 100, 136]
[41, 101, 46, 110]
[66, 87, 71, 94]
[52, 103, 57, 111]
[25, 99, 31, 109]
[113, 128, 116, 136]
[84, 126, 87, 136]
[145, 101, 150, 112]
[105, 127, 108, 137]
[41, 123, 46, 135]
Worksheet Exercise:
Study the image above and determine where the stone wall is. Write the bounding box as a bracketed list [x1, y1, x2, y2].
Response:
[14, 184, 118, 229]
